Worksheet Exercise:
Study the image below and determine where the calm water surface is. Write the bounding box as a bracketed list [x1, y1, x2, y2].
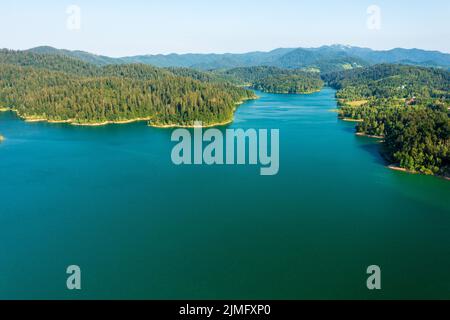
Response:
[0, 88, 449, 299]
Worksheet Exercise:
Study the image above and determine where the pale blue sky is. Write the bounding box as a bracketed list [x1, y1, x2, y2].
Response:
[1, 0, 449, 56]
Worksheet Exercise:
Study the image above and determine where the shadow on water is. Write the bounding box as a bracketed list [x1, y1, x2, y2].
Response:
[336, 118, 387, 166]
[340, 125, 357, 134]
[336, 118, 359, 135]
[358, 140, 387, 166]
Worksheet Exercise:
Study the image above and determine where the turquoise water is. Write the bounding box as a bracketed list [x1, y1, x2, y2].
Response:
[0, 88, 449, 299]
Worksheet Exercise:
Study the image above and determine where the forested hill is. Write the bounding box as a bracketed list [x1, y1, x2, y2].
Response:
[0, 51, 256, 127]
[0, 49, 98, 76]
[217, 66, 324, 94]
[324, 64, 450, 178]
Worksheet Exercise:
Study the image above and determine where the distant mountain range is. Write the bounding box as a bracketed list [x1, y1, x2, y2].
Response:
[26, 45, 450, 73]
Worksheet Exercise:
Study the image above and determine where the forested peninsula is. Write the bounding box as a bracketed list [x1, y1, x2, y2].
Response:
[0, 50, 256, 127]
[323, 64, 450, 178]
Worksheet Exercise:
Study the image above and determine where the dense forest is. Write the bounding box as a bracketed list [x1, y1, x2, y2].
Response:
[0, 50, 256, 126]
[324, 64, 450, 177]
[217, 66, 324, 93]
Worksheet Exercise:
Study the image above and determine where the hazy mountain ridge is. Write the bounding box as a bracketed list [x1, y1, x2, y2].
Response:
[25, 45, 450, 73]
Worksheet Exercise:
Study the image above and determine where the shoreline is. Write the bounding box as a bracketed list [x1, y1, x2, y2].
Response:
[21, 116, 153, 126]
[7, 95, 258, 128]
[71, 118, 153, 126]
[388, 165, 450, 181]
[340, 118, 364, 123]
[149, 118, 233, 129]
[356, 132, 384, 139]
[256, 89, 321, 95]
[24, 118, 49, 123]
[150, 96, 258, 129]
[23, 115, 235, 129]
[388, 165, 412, 173]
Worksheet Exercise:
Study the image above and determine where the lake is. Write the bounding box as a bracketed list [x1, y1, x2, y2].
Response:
[0, 87, 449, 299]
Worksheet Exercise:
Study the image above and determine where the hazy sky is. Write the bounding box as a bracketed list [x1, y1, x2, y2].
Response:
[1, 0, 449, 56]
